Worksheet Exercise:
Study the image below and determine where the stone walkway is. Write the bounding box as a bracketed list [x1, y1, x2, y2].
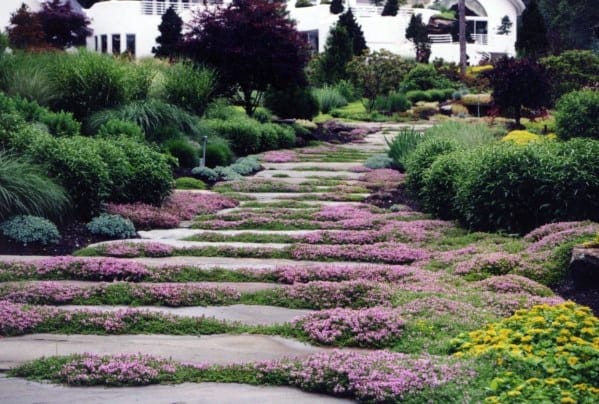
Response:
[0, 130, 400, 402]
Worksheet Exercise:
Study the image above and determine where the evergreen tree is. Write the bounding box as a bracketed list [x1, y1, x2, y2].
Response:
[516, 0, 548, 59]
[338, 9, 367, 56]
[7, 4, 46, 50]
[497, 15, 512, 35]
[330, 0, 344, 15]
[318, 24, 353, 84]
[381, 0, 399, 16]
[406, 14, 431, 63]
[152, 6, 183, 59]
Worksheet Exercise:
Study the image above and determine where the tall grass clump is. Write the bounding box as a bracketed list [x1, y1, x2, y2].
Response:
[423, 121, 499, 148]
[87, 100, 202, 142]
[313, 86, 348, 113]
[0, 153, 70, 221]
[0, 56, 58, 106]
[158, 62, 216, 116]
[386, 127, 422, 171]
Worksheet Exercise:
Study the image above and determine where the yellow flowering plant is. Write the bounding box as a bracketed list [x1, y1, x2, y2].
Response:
[451, 302, 599, 402]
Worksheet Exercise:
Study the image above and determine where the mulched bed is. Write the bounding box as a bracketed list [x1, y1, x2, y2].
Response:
[0, 221, 113, 256]
[554, 281, 599, 316]
[365, 185, 420, 211]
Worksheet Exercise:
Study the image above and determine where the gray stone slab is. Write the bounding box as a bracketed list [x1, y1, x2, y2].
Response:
[88, 238, 291, 250]
[234, 192, 369, 201]
[57, 304, 313, 326]
[261, 162, 363, 171]
[0, 375, 351, 404]
[255, 170, 362, 179]
[0, 334, 329, 370]
[139, 229, 321, 240]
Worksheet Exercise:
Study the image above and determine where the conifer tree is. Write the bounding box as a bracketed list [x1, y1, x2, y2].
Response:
[338, 9, 367, 56]
[496, 15, 512, 35]
[330, 0, 344, 15]
[152, 6, 183, 59]
[318, 24, 353, 84]
[516, 0, 549, 59]
[406, 14, 431, 63]
[381, 0, 399, 16]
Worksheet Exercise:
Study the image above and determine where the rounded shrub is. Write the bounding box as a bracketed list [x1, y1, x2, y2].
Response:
[264, 86, 319, 120]
[191, 166, 219, 182]
[454, 140, 599, 233]
[0, 215, 60, 245]
[159, 62, 215, 116]
[207, 118, 262, 156]
[86, 214, 136, 239]
[259, 124, 280, 151]
[203, 137, 235, 167]
[253, 107, 272, 123]
[364, 154, 394, 169]
[402, 64, 456, 92]
[163, 137, 200, 169]
[405, 138, 458, 198]
[214, 166, 243, 181]
[175, 177, 206, 190]
[501, 130, 543, 145]
[276, 125, 297, 148]
[406, 90, 430, 103]
[229, 156, 262, 176]
[555, 90, 599, 140]
[421, 151, 467, 220]
[96, 119, 144, 141]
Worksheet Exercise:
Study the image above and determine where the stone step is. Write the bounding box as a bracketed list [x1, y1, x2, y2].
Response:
[139, 229, 321, 240]
[239, 200, 368, 208]
[88, 239, 291, 250]
[0, 334, 330, 370]
[0, 375, 351, 404]
[256, 170, 362, 179]
[57, 304, 313, 326]
[261, 162, 363, 171]
[233, 192, 369, 202]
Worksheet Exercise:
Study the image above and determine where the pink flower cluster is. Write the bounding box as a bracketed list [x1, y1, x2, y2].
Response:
[0, 300, 48, 335]
[294, 307, 405, 346]
[261, 150, 298, 163]
[475, 275, 553, 297]
[453, 253, 522, 277]
[291, 243, 430, 264]
[348, 165, 373, 173]
[59, 353, 177, 386]
[101, 242, 174, 258]
[312, 205, 374, 221]
[380, 220, 453, 242]
[524, 221, 599, 253]
[259, 350, 468, 402]
[360, 169, 405, 187]
[107, 192, 237, 229]
[283, 280, 392, 309]
[0, 281, 241, 307]
[294, 230, 383, 245]
[31, 257, 150, 281]
[272, 265, 414, 284]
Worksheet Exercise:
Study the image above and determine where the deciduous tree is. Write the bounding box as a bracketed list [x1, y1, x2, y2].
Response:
[7, 4, 46, 50]
[38, 0, 92, 49]
[485, 57, 551, 126]
[182, 0, 310, 116]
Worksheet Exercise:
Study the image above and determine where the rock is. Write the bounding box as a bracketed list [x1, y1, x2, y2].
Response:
[570, 248, 599, 290]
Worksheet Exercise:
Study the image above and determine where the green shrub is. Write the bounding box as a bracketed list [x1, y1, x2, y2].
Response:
[373, 92, 411, 114]
[423, 121, 499, 147]
[0, 153, 70, 221]
[204, 100, 245, 120]
[175, 177, 207, 190]
[259, 123, 280, 151]
[541, 50, 599, 99]
[454, 140, 599, 233]
[28, 135, 111, 217]
[253, 107, 272, 123]
[402, 64, 456, 91]
[364, 154, 394, 169]
[159, 62, 215, 116]
[406, 90, 431, 103]
[86, 214, 136, 239]
[406, 137, 458, 198]
[50, 51, 131, 119]
[0, 53, 58, 106]
[191, 166, 219, 182]
[202, 136, 235, 167]
[555, 90, 599, 140]
[229, 156, 262, 175]
[313, 86, 348, 113]
[93, 139, 134, 204]
[207, 118, 262, 155]
[96, 119, 144, 141]
[163, 137, 199, 169]
[264, 86, 319, 120]
[276, 124, 297, 148]
[421, 151, 467, 219]
[386, 127, 422, 171]
[334, 80, 358, 102]
[214, 166, 243, 181]
[0, 215, 60, 245]
[87, 100, 202, 142]
[38, 110, 80, 137]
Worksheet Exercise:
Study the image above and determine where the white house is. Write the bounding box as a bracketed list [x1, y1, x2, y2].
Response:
[1, 0, 526, 64]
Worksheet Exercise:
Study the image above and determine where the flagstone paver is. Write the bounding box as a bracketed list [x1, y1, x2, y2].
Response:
[0, 375, 351, 404]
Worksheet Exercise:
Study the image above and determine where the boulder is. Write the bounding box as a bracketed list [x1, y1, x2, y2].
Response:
[570, 248, 599, 290]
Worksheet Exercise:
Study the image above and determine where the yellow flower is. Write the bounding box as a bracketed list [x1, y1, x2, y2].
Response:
[507, 390, 521, 397]
[561, 397, 576, 404]
[567, 356, 579, 367]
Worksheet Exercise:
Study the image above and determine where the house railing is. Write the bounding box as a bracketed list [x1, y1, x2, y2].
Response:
[141, 0, 223, 15]
[350, 6, 414, 17]
[428, 33, 488, 46]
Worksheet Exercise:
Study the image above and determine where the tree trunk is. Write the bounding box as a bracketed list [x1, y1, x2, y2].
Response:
[458, 0, 467, 76]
